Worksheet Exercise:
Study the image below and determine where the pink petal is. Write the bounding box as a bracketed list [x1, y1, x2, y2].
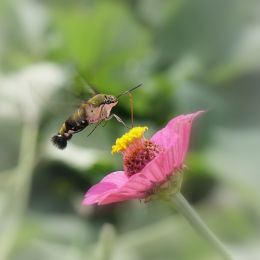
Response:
[98, 174, 150, 205]
[83, 182, 116, 204]
[151, 111, 204, 155]
[98, 192, 142, 205]
[101, 171, 128, 186]
[82, 171, 128, 205]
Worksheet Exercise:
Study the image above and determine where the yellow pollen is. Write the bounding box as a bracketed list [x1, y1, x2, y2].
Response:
[111, 126, 148, 154]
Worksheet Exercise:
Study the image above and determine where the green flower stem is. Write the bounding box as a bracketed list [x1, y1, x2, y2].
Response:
[0, 122, 38, 260]
[171, 192, 233, 260]
[92, 224, 116, 260]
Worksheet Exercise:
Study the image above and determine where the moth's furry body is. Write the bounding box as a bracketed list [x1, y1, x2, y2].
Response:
[52, 94, 118, 149]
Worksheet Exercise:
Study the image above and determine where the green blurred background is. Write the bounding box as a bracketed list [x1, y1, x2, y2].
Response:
[0, 0, 260, 259]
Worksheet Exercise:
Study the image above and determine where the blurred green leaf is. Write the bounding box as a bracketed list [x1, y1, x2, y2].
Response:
[51, 1, 151, 88]
[204, 129, 260, 214]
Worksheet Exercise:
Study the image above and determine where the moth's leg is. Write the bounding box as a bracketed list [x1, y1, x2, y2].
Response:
[86, 120, 104, 137]
[86, 104, 107, 135]
[107, 114, 130, 129]
[101, 121, 108, 127]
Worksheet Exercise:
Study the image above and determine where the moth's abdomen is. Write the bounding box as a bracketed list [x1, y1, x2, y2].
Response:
[51, 134, 68, 149]
[52, 115, 89, 149]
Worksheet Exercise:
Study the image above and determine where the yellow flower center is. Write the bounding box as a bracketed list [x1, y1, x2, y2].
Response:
[111, 126, 148, 154]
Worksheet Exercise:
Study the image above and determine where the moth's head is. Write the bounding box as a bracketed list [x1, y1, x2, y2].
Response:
[89, 94, 118, 107]
[103, 94, 118, 105]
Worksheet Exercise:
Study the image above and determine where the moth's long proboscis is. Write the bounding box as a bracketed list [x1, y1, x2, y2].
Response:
[116, 83, 143, 99]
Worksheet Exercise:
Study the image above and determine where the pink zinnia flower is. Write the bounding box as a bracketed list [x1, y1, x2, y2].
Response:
[83, 111, 204, 205]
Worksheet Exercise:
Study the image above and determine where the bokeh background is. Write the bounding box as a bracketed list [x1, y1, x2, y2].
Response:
[1, 0, 260, 259]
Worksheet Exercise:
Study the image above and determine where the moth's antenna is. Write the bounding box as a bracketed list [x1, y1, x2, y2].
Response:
[116, 83, 143, 99]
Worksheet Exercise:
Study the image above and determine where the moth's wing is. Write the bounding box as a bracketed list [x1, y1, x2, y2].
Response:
[45, 87, 82, 118]
[85, 81, 99, 96]
[73, 68, 99, 97]
[79, 76, 99, 96]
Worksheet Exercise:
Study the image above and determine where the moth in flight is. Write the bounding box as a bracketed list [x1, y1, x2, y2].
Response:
[51, 83, 142, 149]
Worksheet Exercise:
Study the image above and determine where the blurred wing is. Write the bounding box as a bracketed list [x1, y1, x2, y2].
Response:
[74, 68, 99, 97]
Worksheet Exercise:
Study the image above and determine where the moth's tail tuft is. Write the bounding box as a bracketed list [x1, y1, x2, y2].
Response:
[51, 134, 67, 149]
